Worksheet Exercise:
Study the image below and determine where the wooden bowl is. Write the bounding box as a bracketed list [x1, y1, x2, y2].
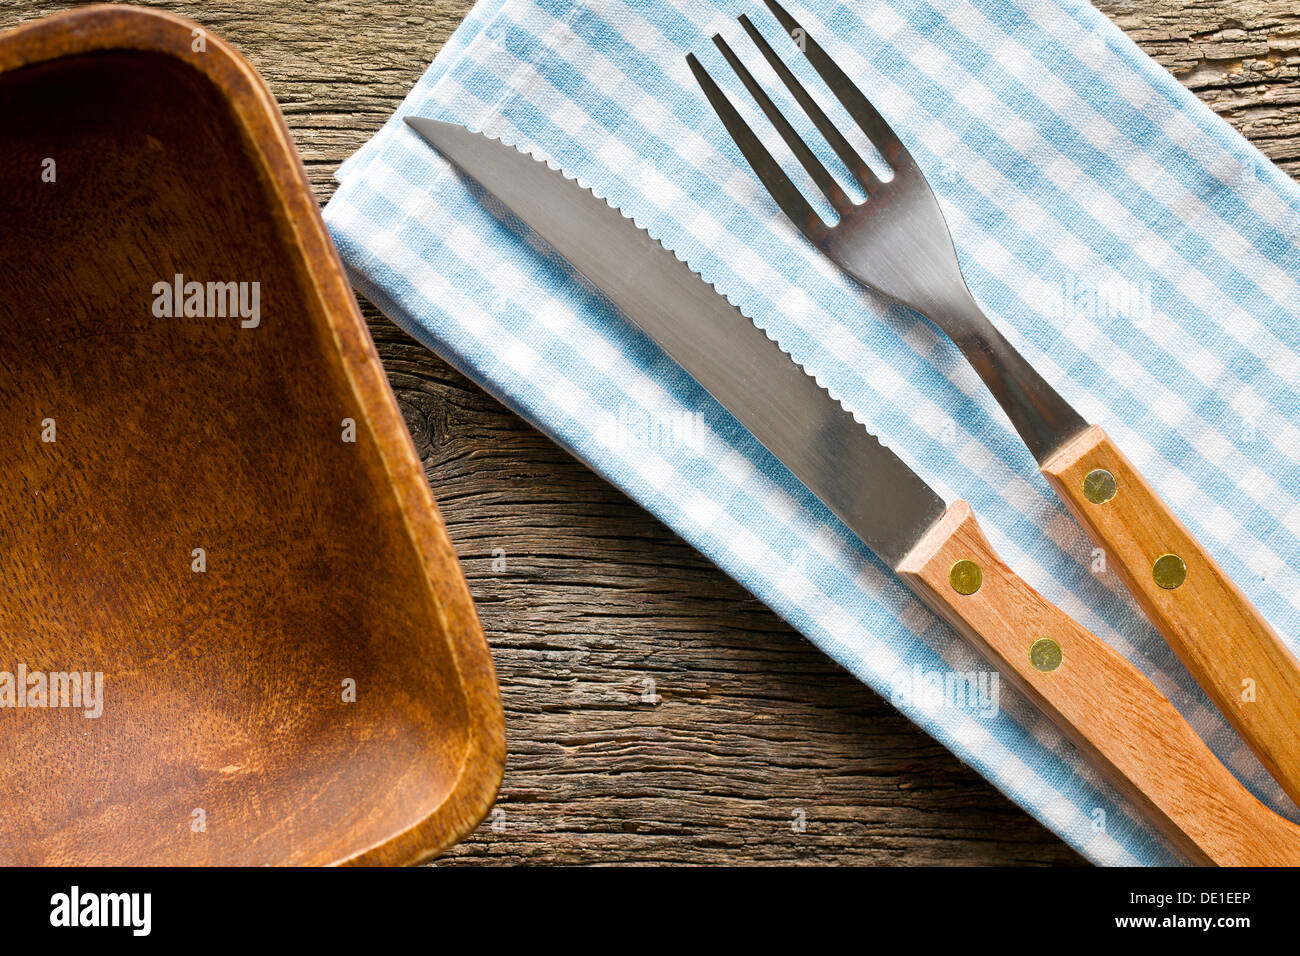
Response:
[0, 5, 504, 865]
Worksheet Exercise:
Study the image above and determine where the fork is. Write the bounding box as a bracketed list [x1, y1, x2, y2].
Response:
[688, 0, 1300, 803]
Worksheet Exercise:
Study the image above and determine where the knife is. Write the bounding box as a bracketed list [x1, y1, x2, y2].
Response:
[404, 116, 1300, 865]
[683, 0, 1300, 809]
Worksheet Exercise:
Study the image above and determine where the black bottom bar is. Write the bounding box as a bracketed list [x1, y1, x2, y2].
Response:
[0, 864, 1283, 942]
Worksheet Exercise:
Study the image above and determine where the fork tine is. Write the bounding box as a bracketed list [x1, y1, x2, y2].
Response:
[686, 52, 828, 238]
[762, 0, 915, 171]
[710, 34, 853, 214]
[737, 14, 879, 193]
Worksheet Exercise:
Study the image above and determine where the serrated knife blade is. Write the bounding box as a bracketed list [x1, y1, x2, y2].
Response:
[404, 117, 945, 568]
[400, 117, 1300, 866]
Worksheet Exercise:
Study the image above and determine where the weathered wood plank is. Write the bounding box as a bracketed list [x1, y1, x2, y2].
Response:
[1097, 1, 1300, 173]
[3, 0, 1292, 865]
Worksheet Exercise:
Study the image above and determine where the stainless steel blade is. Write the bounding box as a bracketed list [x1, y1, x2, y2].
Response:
[405, 117, 946, 567]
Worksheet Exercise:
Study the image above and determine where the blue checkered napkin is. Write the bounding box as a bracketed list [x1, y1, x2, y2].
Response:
[324, 0, 1300, 865]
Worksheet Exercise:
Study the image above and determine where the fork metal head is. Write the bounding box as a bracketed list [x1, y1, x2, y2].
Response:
[688, 0, 1088, 463]
[686, 0, 967, 321]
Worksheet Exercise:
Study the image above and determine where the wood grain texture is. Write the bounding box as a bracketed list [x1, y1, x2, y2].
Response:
[0, 0, 1291, 866]
[1043, 425, 1300, 810]
[0, 5, 503, 865]
[896, 501, 1300, 866]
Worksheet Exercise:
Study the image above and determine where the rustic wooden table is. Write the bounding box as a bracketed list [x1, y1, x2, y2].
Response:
[6, 0, 1295, 865]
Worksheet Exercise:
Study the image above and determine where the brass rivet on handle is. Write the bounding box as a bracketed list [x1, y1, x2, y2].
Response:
[1082, 468, 1117, 504]
[1153, 553, 1187, 590]
[949, 560, 982, 595]
[1030, 638, 1063, 672]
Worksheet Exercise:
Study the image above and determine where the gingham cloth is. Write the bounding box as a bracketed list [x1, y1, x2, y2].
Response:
[324, 0, 1300, 865]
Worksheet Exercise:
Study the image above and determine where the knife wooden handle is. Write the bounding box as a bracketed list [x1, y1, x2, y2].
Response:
[896, 500, 1300, 866]
[1041, 424, 1300, 806]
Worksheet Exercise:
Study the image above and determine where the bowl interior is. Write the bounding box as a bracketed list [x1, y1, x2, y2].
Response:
[0, 48, 475, 865]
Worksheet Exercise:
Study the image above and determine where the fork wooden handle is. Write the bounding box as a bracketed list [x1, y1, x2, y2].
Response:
[1040, 425, 1300, 807]
[896, 500, 1300, 866]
